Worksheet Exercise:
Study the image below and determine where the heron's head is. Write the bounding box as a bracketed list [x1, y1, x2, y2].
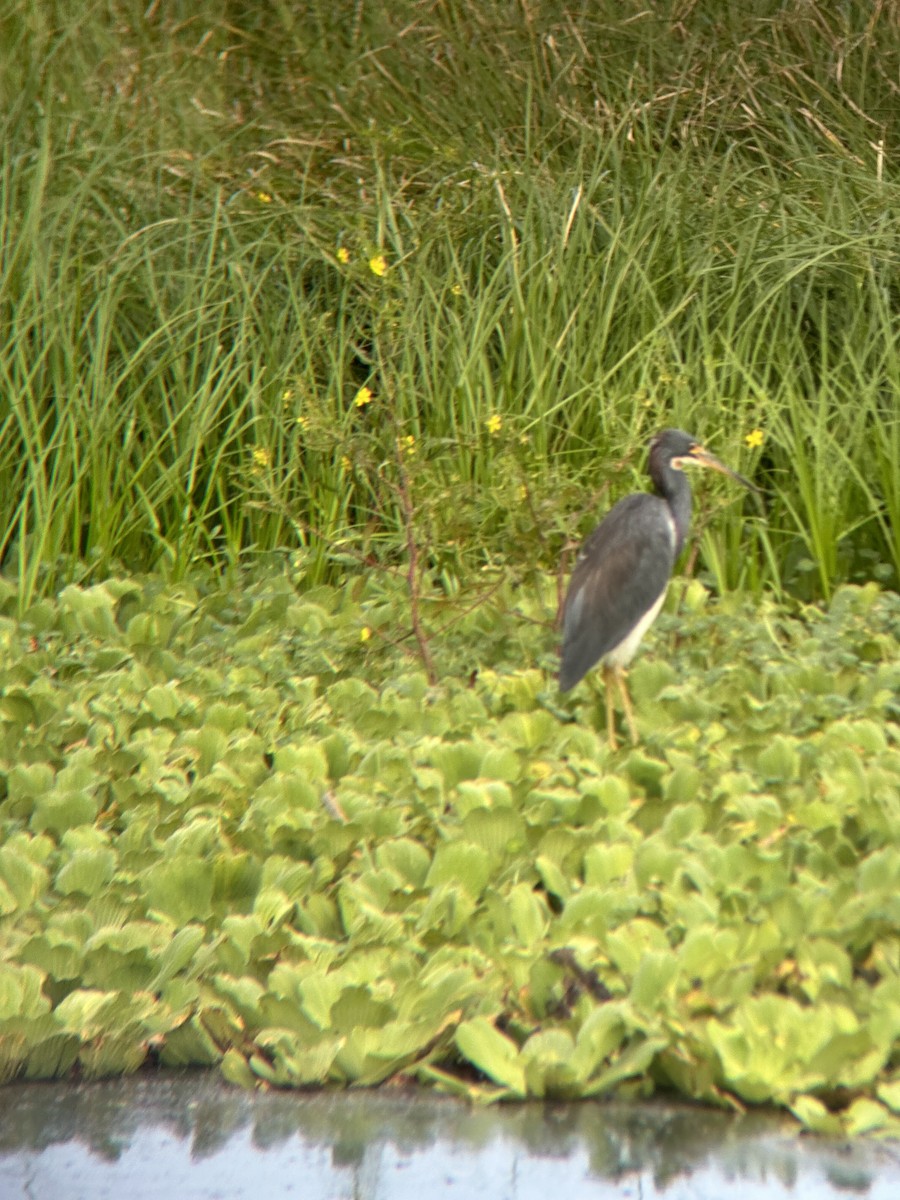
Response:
[650, 429, 760, 492]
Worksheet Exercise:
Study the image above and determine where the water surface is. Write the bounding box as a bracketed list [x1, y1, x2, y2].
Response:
[1, 1072, 899, 1199]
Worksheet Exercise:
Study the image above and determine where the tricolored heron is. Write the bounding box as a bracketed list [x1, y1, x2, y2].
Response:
[559, 429, 758, 748]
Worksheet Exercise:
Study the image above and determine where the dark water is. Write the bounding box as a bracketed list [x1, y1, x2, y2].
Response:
[1, 1072, 899, 1200]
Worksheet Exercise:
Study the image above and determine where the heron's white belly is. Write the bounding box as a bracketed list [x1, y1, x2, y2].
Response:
[603, 589, 668, 668]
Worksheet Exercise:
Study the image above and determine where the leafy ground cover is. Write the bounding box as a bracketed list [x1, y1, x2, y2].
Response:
[0, 571, 899, 1134]
[2, 0, 900, 1140]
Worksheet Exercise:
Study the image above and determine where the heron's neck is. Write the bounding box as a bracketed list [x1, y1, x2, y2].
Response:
[659, 473, 692, 554]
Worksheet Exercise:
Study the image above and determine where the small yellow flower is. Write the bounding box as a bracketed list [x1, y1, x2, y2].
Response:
[634, 386, 650, 408]
[256, 191, 272, 204]
[340, 455, 352, 472]
[353, 385, 374, 408]
[360, 626, 372, 643]
[295, 414, 309, 430]
[745, 428, 765, 450]
[399, 434, 416, 457]
[368, 254, 387, 277]
[337, 247, 350, 264]
[252, 447, 271, 468]
[282, 387, 295, 403]
[485, 414, 502, 436]
[450, 282, 463, 296]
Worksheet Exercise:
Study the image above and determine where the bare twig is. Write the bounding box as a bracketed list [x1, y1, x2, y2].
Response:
[320, 789, 347, 822]
[393, 447, 439, 685]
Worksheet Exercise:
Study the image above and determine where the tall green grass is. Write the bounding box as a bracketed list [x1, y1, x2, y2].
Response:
[1, 0, 898, 610]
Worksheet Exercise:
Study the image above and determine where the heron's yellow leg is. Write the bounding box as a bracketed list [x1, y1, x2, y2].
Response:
[615, 667, 639, 746]
[602, 665, 618, 750]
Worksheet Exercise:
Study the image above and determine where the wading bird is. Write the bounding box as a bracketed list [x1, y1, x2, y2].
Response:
[559, 429, 758, 748]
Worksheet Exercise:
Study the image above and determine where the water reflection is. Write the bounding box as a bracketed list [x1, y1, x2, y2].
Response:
[0, 1072, 898, 1199]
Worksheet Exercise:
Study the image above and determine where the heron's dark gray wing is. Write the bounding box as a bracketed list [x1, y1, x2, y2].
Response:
[559, 494, 676, 691]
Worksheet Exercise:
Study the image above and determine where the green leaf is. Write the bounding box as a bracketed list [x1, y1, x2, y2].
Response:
[18, 932, 84, 981]
[143, 683, 183, 721]
[479, 746, 520, 782]
[535, 855, 571, 901]
[150, 926, 206, 989]
[630, 951, 679, 1011]
[789, 1095, 843, 1135]
[756, 737, 800, 782]
[844, 1096, 891, 1135]
[576, 1004, 629, 1074]
[425, 842, 492, 899]
[877, 1080, 900, 1114]
[330, 986, 394, 1033]
[455, 1018, 526, 1096]
[585, 1036, 667, 1096]
[663, 769, 703, 806]
[0, 691, 37, 724]
[521, 1029, 579, 1097]
[583, 842, 634, 887]
[0, 964, 50, 1020]
[79, 1035, 147, 1079]
[159, 1016, 222, 1067]
[220, 1048, 258, 1089]
[8, 763, 56, 802]
[144, 858, 214, 924]
[212, 853, 263, 908]
[297, 972, 342, 1029]
[580, 776, 631, 816]
[53, 989, 117, 1035]
[427, 742, 486, 788]
[508, 884, 548, 945]
[213, 974, 266, 1023]
[0, 846, 49, 912]
[55, 848, 116, 896]
[660, 801, 705, 842]
[274, 742, 330, 782]
[375, 838, 432, 887]
[462, 807, 525, 858]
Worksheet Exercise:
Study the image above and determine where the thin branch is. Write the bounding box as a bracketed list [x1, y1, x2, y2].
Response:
[393, 447, 438, 685]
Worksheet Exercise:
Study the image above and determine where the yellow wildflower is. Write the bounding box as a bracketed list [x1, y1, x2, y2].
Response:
[282, 387, 295, 403]
[368, 254, 388, 277]
[450, 282, 463, 296]
[256, 191, 272, 204]
[337, 247, 350, 264]
[486, 414, 502, 436]
[399, 434, 416, 457]
[360, 626, 372, 643]
[353, 385, 374, 408]
[744, 428, 765, 450]
[340, 455, 352, 472]
[295, 414, 309, 430]
[252, 447, 271, 469]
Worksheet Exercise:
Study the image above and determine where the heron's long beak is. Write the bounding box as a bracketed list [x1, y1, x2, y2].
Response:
[683, 445, 762, 496]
